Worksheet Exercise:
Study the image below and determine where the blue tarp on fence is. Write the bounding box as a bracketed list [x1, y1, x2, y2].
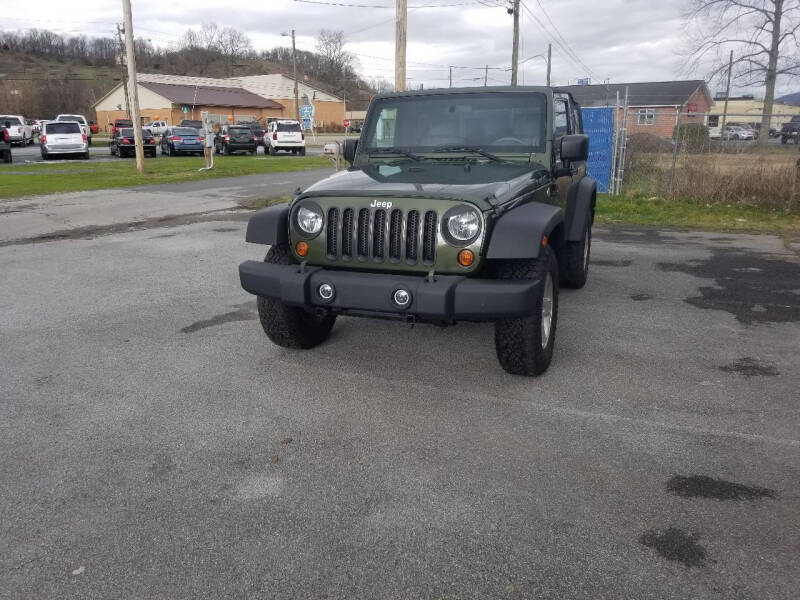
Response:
[581, 107, 614, 193]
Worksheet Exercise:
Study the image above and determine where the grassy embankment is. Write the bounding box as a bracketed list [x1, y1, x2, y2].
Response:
[0, 156, 332, 198]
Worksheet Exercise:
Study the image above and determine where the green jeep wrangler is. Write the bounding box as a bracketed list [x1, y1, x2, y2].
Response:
[239, 87, 596, 376]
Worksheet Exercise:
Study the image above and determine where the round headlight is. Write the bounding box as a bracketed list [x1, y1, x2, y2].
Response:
[296, 205, 323, 235]
[443, 205, 482, 245]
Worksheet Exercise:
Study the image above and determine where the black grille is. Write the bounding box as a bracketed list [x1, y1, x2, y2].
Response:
[326, 207, 339, 257]
[423, 210, 437, 263]
[406, 210, 419, 261]
[389, 209, 402, 259]
[373, 209, 386, 259]
[341, 208, 354, 257]
[325, 206, 436, 264]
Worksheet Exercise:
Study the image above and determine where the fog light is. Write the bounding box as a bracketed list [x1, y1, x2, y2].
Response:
[296, 241, 308, 256]
[318, 283, 335, 301]
[393, 289, 411, 307]
[458, 249, 474, 267]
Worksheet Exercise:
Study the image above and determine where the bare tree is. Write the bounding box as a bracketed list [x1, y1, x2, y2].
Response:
[315, 29, 353, 78]
[685, 0, 800, 146]
[219, 27, 252, 75]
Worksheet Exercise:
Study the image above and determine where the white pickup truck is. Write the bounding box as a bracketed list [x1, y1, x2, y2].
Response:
[143, 120, 169, 136]
[55, 114, 92, 144]
[0, 115, 33, 145]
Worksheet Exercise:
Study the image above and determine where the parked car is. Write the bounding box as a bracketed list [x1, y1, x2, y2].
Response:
[179, 119, 203, 130]
[27, 119, 41, 135]
[109, 128, 157, 158]
[39, 120, 90, 160]
[0, 115, 33, 145]
[708, 126, 722, 140]
[55, 114, 91, 143]
[728, 122, 759, 140]
[239, 86, 596, 376]
[161, 126, 205, 156]
[264, 119, 306, 155]
[0, 124, 12, 163]
[214, 125, 258, 155]
[722, 125, 754, 140]
[144, 120, 169, 136]
[780, 123, 800, 144]
[89, 120, 100, 135]
[111, 118, 133, 136]
[243, 122, 265, 148]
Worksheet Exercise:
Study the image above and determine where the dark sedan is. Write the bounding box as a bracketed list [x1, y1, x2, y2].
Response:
[161, 127, 205, 156]
[109, 128, 157, 158]
[214, 125, 258, 155]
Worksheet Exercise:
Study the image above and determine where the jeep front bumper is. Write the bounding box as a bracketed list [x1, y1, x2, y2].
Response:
[239, 261, 539, 321]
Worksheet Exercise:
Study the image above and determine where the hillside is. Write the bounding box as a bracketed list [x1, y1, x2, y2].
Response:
[777, 91, 800, 106]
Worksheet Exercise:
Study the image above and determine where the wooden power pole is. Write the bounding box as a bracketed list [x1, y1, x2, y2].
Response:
[121, 0, 144, 174]
[546, 43, 552, 86]
[720, 50, 734, 135]
[395, 0, 407, 91]
[510, 0, 520, 86]
[116, 24, 131, 119]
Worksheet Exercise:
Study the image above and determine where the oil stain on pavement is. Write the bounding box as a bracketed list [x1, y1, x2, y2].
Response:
[667, 475, 776, 501]
[631, 292, 652, 301]
[718, 357, 779, 378]
[181, 303, 256, 333]
[639, 527, 708, 567]
[592, 259, 633, 267]
[658, 249, 800, 325]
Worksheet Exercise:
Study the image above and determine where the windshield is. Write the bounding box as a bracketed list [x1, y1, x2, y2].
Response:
[119, 129, 152, 138]
[116, 120, 133, 126]
[277, 122, 302, 132]
[2, 117, 22, 125]
[229, 127, 250, 133]
[363, 92, 547, 157]
[172, 127, 199, 135]
[45, 122, 81, 134]
[58, 115, 86, 124]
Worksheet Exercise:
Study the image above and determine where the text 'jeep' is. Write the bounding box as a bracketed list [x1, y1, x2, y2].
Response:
[239, 87, 596, 375]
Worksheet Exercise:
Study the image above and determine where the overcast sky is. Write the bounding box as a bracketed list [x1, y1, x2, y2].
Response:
[2, 0, 791, 96]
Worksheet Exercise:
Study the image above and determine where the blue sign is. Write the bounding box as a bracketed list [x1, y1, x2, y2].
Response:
[581, 107, 614, 193]
[301, 117, 313, 130]
[300, 105, 314, 118]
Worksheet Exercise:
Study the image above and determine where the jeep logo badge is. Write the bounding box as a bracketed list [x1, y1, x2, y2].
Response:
[370, 200, 392, 209]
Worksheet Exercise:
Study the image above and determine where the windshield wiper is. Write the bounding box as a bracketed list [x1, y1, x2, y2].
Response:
[366, 147, 422, 161]
[431, 145, 512, 163]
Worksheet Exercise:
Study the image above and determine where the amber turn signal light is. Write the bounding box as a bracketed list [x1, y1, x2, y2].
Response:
[458, 249, 474, 267]
[296, 241, 309, 256]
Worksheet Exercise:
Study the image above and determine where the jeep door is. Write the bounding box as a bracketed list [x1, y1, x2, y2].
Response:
[553, 93, 586, 203]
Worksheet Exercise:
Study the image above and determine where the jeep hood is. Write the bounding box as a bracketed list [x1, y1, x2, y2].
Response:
[298, 162, 547, 211]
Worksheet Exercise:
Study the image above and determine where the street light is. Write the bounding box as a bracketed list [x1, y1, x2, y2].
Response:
[281, 30, 300, 121]
[512, 53, 549, 85]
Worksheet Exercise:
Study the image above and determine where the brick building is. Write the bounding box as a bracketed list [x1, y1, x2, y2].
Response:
[558, 80, 714, 138]
[93, 73, 344, 132]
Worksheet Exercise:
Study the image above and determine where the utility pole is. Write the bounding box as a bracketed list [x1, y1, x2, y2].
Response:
[720, 49, 733, 136]
[510, 0, 520, 86]
[395, 0, 407, 91]
[449, 66, 453, 88]
[121, 0, 144, 174]
[484, 64, 488, 86]
[546, 43, 552, 86]
[291, 30, 300, 121]
[115, 24, 130, 119]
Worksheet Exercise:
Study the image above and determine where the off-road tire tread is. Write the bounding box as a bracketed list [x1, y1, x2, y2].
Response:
[493, 246, 558, 376]
[257, 244, 336, 349]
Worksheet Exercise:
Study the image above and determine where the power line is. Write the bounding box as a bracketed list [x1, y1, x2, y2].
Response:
[293, 0, 483, 6]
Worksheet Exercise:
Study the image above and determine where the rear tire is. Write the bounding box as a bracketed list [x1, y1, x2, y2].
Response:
[2, 150, 11, 163]
[299, 147, 306, 156]
[493, 246, 559, 376]
[83, 150, 90, 160]
[559, 220, 592, 289]
[268, 144, 276, 156]
[257, 244, 336, 349]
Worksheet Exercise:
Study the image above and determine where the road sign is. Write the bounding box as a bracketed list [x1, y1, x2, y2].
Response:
[181, 105, 189, 114]
[343, 119, 350, 128]
[301, 117, 313, 130]
[300, 105, 314, 118]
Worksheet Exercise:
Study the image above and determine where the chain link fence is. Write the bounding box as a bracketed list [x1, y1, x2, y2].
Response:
[605, 107, 799, 209]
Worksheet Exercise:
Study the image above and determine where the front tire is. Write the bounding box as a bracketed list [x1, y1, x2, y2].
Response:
[257, 244, 336, 349]
[493, 246, 559, 376]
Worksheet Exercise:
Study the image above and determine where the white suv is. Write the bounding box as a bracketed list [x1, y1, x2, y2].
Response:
[264, 119, 306, 155]
[0, 115, 33, 145]
[56, 114, 92, 144]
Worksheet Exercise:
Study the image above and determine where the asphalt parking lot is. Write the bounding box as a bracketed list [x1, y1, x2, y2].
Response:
[1, 187, 799, 598]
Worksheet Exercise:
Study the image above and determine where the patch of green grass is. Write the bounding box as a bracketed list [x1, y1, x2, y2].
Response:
[596, 193, 800, 233]
[0, 155, 332, 199]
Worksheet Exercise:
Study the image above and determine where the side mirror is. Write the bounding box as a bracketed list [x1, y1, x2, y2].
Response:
[560, 134, 589, 162]
[342, 138, 358, 164]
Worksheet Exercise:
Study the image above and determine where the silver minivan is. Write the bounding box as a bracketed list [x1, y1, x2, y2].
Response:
[40, 121, 90, 160]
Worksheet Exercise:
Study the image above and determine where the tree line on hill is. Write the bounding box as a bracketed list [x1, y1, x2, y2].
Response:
[0, 25, 383, 119]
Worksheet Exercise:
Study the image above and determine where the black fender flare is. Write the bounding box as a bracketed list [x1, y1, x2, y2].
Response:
[245, 204, 289, 246]
[564, 176, 596, 242]
[485, 202, 564, 260]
